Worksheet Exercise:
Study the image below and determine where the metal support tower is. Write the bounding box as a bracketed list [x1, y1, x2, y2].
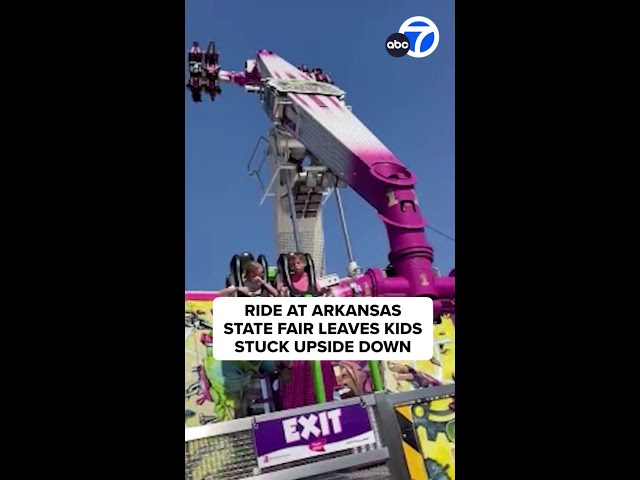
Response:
[249, 127, 348, 277]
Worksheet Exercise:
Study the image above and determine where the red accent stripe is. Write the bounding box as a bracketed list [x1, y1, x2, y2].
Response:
[309, 95, 326, 107]
[327, 96, 343, 110]
[291, 93, 310, 108]
[288, 70, 309, 80]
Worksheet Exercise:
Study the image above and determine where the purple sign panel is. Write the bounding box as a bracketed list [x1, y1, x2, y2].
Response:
[253, 403, 375, 468]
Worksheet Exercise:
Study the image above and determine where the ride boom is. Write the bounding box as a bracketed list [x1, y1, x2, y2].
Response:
[187, 42, 455, 317]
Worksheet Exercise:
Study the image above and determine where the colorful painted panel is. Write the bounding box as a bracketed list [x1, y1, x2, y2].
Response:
[396, 396, 455, 480]
[383, 314, 455, 393]
[186, 292, 455, 424]
[185, 295, 229, 427]
[333, 361, 378, 397]
[186, 292, 275, 427]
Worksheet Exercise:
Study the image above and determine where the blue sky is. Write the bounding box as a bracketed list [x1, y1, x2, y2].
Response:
[186, 0, 455, 290]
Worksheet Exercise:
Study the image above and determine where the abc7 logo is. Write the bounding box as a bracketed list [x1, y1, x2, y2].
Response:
[385, 33, 410, 58]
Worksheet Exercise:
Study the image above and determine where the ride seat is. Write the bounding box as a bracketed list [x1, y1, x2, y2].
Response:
[229, 252, 270, 297]
[277, 252, 318, 297]
[188, 51, 203, 63]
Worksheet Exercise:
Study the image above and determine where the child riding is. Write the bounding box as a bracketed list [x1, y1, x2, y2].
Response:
[220, 261, 279, 297]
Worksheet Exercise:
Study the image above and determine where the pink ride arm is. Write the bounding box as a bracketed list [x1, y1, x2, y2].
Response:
[197, 46, 455, 308]
[252, 51, 453, 302]
[217, 69, 260, 87]
[331, 276, 450, 317]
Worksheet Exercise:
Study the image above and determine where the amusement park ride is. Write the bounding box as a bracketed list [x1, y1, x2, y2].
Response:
[185, 40, 456, 480]
[187, 41, 455, 308]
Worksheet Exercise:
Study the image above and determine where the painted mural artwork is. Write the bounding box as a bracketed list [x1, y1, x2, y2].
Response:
[332, 360, 377, 397]
[383, 314, 455, 393]
[185, 299, 233, 427]
[186, 295, 276, 427]
[186, 293, 455, 428]
[332, 314, 455, 397]
[415, 397, 455, 480]
[396, 396, 455, 480]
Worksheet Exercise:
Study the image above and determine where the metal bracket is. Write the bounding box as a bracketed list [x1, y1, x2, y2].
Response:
[247, 136, 269, 191]
[249, 125, 350, 209]
[259, 164, 297, 206]
[316, 273, 341, 289]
